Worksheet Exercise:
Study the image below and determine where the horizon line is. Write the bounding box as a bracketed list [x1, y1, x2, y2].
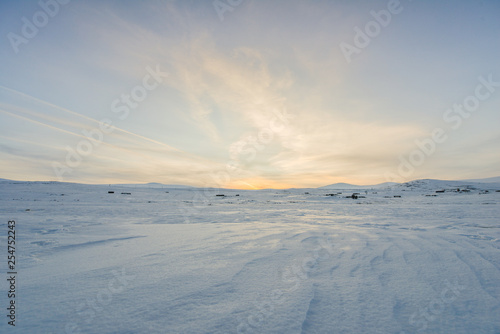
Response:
[1, 176, 499, 190]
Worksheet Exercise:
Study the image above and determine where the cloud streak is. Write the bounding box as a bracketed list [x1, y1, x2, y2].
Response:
[0, 0, 499, 187]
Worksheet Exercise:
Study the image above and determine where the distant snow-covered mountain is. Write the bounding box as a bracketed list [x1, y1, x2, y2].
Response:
[460, 176, 500, 183]
[319, 177, 500, 190]
[0, 179, 195, 189]
[116, 182, 195, 189]
[2, 176, 499, 191]
[318, 182, 397, 190]
[395, 178, 500, 191]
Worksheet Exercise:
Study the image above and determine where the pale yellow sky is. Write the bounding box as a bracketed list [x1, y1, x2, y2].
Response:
[1, 0, 499, 188]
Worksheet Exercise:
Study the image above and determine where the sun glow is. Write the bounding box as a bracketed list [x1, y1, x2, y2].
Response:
[228, 178, 297, 190]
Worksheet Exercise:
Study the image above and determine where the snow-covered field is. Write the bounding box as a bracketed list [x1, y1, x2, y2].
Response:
[1, 179, 499, 333]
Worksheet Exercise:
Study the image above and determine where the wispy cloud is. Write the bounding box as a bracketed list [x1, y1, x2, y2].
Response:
[1, 0, 499, 186]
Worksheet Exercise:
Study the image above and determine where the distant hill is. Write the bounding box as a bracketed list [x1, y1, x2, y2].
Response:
[0, 179, 195, 189]
[460, 176, 500, 183]
[318, 182, 397, 190]
[319, 177, 500, 190]
[2, 176, 499, 191]
[395, 178, 500, 191]
[113, 182, 195, 189]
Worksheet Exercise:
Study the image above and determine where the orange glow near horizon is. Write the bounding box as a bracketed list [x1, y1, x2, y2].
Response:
[225, 176, 393, 190]
[226, 178, 297, 190]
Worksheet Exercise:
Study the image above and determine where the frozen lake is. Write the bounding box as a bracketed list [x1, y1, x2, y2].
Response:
[1, 180, 499, 333]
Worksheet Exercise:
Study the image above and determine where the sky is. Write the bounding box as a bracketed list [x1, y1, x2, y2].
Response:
[0, 0, 499, 189]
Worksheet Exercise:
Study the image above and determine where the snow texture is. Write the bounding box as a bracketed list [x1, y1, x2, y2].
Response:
[0, 179, 499, 333]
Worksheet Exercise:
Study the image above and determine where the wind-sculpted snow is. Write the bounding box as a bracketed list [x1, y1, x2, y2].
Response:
[0, 181, 499, 333]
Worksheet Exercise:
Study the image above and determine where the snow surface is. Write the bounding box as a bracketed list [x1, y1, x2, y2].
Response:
[1, 180, 499, 333]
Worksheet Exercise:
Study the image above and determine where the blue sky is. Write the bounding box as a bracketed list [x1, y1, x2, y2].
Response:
[0, 0, 499, 189]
